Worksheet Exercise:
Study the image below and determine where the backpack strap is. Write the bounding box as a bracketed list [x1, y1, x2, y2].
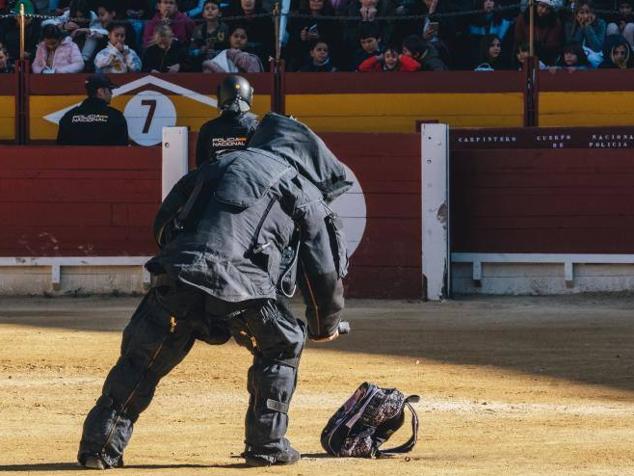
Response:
[377, 395, 420, 456]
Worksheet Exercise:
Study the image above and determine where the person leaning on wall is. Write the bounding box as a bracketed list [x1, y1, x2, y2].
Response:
[56, 73, 129, 145]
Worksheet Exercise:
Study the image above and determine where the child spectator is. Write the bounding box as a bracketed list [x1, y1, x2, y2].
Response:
[203, 25, 264, 72]
[143, 0, 195, 48]
[514, 0, 563, 65]
[225, 0, 275, 66]
[358, 44, 421, 71]
[606, 0, 634, 48]
[0, 47, 12, 73]
[94, 22, 142, 73]
[299, 40, 337, 71]
[402, 34, 447, 70]
[42, 0, 102, 63]
[474, 34, 510, 70]
[565, 0, 606, 54]
[95, 1, 139, 55]
[189, 0, 229, 71]
[599, 33, 634, 68]
[555, 42, 590, 69]
[466, 0, 513, 66]
[33, 24, 85, 73]
[349, 21, 383, 71]
[142, 24, 188, 72]
[513, 41, 547, 69]
[286, 0, 341, 70]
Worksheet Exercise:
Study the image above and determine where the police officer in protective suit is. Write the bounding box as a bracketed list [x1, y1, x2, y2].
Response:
[195, 75, 259, 167]
[77, 112, 351, 469]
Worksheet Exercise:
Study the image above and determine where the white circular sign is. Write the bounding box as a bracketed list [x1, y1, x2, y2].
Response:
[331, 164, 367, 257]
[124, 90, 176, 146]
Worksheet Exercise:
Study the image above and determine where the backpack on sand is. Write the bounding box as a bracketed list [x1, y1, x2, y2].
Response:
[321, 382, 420, 458]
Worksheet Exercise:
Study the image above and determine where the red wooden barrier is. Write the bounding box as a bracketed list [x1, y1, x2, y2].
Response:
[451, 128, 634, 254]
[0, 133, 422, 298]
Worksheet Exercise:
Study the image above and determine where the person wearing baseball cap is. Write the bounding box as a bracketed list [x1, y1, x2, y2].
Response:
[57, 73, 129, 145]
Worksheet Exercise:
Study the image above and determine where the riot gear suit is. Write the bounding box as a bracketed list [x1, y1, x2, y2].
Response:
[77, 113, 350, 469]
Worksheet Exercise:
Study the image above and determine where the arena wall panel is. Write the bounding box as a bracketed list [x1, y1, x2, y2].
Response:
[0, 133, 422, 298]
[538, 70, 634, 127]
[0, 74, 18, 141]
[283, 72, 525, 131]
[27, 74, 274, 143]
[451, 128, 634, 254]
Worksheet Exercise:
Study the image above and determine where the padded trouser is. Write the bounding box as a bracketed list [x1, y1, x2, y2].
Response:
[77, 285, 203, 468]
[227, 297, 306, 460]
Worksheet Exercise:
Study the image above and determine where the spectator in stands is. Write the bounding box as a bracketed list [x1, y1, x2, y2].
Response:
[57, 73, 128, 145]
[143, 24, 189, 72]
[474, 34, 510, 70]
[0, 1, 41, 62]
[189, 0, 229, 71]
[349, 21, 382, 71]
[143, 0, 195, 47]
[94, 22, 142, 73]
[286, 0, 342, 70]
[95, 1, 139, 54]
[466, 0, 513, 66]
[599, 33, 634, 67]
[226, 0, 275, 66]
[32, 24, 85, 73]
[0, 47, 12, 73]
[125, 0, 153, 47]
[565, 0, 606, 53]
[358, 44, 421, 71]
[514, 0, 563, 65]
[42, 0, 102, 63]
[554, 42, 590, 69]
[606, 0, 634, 47]
[513, 41, 547, 69]
[343, 0, 395, 62]
[299, 39, 338, 71]
[402, 33, 447, 70]
[203, 24, 264, 72]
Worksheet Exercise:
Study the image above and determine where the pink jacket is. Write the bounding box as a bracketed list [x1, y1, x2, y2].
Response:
[32, 37, 85, 74]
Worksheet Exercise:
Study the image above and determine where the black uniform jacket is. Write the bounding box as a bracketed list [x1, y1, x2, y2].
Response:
[148, 113, 352, 338]
[57, 97, 129, 146]
[195, 110, 259, 167]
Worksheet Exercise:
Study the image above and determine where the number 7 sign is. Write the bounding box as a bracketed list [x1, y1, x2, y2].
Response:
[124, 90, 177, 146]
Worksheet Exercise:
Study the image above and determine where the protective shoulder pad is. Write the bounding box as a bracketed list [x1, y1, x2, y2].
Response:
[214, 151, 294, 209]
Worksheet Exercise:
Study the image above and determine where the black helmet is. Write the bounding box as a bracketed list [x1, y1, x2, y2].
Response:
[217, 75, 254, 112]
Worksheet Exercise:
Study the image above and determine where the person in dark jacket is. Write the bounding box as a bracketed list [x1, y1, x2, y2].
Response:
[299, 39, 338, 71]
[195, 75, 259, 167]
[402, 34, 447, 70]
[513, 0, 563, 66]
[76, 112, 350, 470]
[57, 73, 128, 145]
[142, 24, 189, 72]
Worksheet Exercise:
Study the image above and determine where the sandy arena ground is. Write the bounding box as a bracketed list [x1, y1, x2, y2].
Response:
[0, 295, 633, 475]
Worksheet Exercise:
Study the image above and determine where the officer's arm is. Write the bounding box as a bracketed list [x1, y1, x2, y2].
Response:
[296, 199, 346, 341]
[56, 115, 68, 145]
[153, 170, 198, 246]
[116, 113, 129, 145]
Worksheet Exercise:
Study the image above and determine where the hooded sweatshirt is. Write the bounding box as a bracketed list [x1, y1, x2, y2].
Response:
[599, 34, 634, 68]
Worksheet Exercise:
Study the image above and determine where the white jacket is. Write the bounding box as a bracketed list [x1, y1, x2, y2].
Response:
[94, 42, 142, 73]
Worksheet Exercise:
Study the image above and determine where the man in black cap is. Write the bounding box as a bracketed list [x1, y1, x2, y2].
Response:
[57, 73, 129, 146]
[195, 74, 259, 167]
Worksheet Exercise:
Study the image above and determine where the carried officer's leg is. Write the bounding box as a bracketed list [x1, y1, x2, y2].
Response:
[77, 284, 202, 469]
[228, 298, 306, 466]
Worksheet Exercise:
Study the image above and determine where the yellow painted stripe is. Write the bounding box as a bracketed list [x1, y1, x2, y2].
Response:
[29, 94, 271, 140]
[0, 96, 15, 140]
[540, 92, 634, 126]
[286, 93, 524, 131]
